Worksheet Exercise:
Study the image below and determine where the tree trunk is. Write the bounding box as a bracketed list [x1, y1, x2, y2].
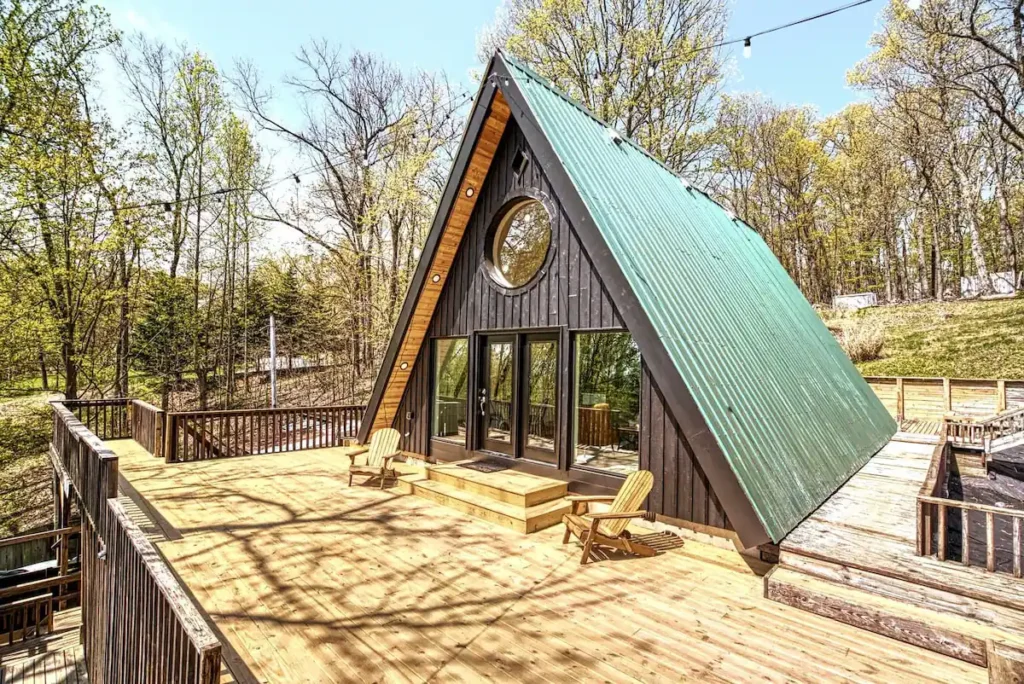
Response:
[39, 348, 48, 391]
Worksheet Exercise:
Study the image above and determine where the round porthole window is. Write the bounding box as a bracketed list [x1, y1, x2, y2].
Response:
[490, 199, 551, 288]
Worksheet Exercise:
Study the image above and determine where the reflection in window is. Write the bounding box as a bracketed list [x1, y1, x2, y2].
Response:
[573, 332, 641, 474]
[433, 338, 468, 444]
[492, 200, 551, 288]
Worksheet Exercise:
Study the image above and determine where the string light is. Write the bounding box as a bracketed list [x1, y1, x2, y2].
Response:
[743, 37, 752, 59]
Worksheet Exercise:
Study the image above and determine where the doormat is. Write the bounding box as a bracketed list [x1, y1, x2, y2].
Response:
[458, 459, 514, 474]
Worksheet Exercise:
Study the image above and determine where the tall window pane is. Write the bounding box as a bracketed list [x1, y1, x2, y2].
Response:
[433, 338, 468, 444]
[573, 332, 641, 474]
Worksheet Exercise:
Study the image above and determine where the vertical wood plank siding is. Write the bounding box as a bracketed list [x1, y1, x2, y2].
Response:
[51, 402, 222, 682]
[393, 116, 730, 531]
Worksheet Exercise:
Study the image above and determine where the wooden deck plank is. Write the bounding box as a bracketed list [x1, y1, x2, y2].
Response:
[110, 440, 985, 683]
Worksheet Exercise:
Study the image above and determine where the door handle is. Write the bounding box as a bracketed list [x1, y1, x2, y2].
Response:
[478, 388, 487, 417]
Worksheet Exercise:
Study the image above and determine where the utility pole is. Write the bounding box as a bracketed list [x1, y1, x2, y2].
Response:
[269, 314, 277, 408]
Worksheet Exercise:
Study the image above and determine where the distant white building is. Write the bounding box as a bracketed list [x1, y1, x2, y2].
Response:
[832, 292, 878, 311]
[960, 271, 1017, 298]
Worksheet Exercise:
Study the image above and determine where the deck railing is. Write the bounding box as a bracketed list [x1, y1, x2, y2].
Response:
[50, 400, 222, 683]
[0, 525, 81, 645]
[917, 436, 1024, 577]
[63, 398, 130, 441]
[130, 399, 165, 459]
[164, 404, 364, 463]
[945, 405, 1024, 450]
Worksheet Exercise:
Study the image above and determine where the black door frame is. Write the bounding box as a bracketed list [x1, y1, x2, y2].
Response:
[519, 332, 559, 465]
[477, 334, 517, 456]
[474, 330, 561, 466]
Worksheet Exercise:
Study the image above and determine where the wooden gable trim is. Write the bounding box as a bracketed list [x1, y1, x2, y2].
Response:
[491, 56, 769, 548]
[358, 84, 511, 441]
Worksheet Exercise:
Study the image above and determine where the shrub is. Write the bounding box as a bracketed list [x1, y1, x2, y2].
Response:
[837, 319, 885, 363]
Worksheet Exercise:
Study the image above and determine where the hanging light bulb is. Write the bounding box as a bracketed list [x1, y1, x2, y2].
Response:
[293, 174, 300, 184]
[907, 0, 922, 9]
[743, 37, 752, 59]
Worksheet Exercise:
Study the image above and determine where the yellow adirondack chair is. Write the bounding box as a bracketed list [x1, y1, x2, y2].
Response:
[562, 470, 656, 565]
[342, 428, 401, 489]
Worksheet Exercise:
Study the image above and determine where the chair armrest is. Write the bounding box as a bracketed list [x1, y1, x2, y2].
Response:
[381, 451, 401, 465]
[588, 510, 651, 521]
[565, 495, 616, 503]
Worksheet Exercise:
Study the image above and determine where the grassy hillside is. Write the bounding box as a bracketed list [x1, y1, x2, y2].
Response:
[822, 297, 1024, 379]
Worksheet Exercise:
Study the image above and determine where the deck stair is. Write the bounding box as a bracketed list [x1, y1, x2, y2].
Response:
[765, 439, 1024, 670]
[765, 551, 1024, 667]
[397, 459, 570, 533]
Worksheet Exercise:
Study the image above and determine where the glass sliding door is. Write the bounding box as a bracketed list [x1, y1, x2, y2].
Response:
[432, 338, 469, 444]
[479, 336, 516, 456]
[521, 336, 558, 464]
[573, 332, 641, 474]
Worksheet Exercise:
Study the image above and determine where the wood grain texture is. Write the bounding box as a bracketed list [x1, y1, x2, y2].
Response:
[109, 438, 988, 684]
[372, 93, 512, 434]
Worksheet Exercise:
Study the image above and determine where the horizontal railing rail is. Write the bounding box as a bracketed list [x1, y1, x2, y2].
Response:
[50, 400, 222, 683]
[165, 404, 364, 463]
[917, 435, 1024, 577]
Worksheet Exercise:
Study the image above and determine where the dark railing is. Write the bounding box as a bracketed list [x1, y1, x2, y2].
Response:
[63, 398, 130, 441]
[130, 399, 165, 459]
[50, 400, 222, 682]
[165, 405, 364, 463]
[918, 436, 1024, 577]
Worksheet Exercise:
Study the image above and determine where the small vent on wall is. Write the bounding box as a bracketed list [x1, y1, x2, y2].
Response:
[512, 150, 530, 178]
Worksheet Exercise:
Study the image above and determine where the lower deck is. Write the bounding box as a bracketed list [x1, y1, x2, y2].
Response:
[0, 609, 87, 683]
[771, 439, 1024, 667]
[107, 439, 980, 683]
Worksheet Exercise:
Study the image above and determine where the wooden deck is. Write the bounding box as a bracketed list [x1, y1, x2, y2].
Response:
[109, 439, 983, 683]
[771, 439, 1024, 667]
[0, 609, 87, 683]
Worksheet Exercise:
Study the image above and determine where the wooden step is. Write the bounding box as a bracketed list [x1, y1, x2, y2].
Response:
[778, 550, 1024, 635]
[766, 566, 1024, 666]
[425, 460, 567, 507]
[397, 475, 569, 534]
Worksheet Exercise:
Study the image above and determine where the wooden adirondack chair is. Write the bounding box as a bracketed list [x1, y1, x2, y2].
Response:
[562, 470, 657, 565]
[342, 428, 401, 489]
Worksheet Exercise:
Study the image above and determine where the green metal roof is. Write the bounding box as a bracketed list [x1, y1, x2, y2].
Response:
[503, 56, 896, 542]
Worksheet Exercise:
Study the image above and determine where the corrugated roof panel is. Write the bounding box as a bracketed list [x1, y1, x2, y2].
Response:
[504, 56, 896, 541]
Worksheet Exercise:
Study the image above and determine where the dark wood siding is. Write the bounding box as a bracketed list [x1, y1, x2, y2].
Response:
[390, 117, 730, 532]
[428, 118, 623, 338]
[641, 363, 730, 529]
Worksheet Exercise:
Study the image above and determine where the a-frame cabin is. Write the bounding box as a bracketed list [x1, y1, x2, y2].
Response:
[358, 52, 896, 548]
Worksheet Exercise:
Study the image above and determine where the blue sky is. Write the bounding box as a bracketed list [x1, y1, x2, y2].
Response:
[100, 0, 883, 117]
[97, 0, 883, 246]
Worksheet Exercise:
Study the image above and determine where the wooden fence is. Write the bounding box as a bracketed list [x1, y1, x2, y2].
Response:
[63, 398, 131, 441]
[164, 404, 364, 463]
[130, 399, 164, 459]
[917, 437, 1024, 576]
[866, 376, 1024, 423]
[50, 400, 222, 683]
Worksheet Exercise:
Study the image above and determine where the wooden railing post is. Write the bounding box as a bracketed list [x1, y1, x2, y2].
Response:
[895, 377, 904, 422]
[164, 413, 177, 463]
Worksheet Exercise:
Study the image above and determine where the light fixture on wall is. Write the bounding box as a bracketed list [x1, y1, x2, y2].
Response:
[399, 361, 409, 370]
[431, 274, 441, 283]
[466, 186, 475, 198]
